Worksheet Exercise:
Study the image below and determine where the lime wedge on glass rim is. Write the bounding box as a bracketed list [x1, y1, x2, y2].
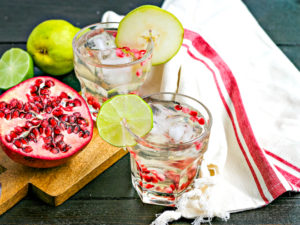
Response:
[96, 94, 153, 147]
[0, 48, 34, 90]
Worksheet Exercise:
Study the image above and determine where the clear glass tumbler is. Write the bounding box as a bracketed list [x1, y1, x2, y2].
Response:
[72, 22, 153, 119]
[127, 92, 212, 206]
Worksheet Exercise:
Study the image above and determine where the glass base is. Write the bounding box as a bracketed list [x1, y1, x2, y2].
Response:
[131, 174, 189, 207]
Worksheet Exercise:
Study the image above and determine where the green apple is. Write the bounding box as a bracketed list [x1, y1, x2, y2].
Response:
[27, 19, 80, 75]
[116, 5, 184, 65]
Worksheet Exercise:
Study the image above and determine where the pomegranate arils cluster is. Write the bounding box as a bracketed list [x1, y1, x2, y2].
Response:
[0, 77, 93, 168]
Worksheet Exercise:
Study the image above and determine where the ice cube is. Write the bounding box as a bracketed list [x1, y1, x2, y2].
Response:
[85, 31, 116, 50]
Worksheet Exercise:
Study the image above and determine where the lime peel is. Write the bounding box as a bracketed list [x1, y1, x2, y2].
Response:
[96, 94, 153, 147]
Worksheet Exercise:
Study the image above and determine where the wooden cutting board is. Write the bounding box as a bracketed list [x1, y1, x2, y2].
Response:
[0, 125, 127, 215]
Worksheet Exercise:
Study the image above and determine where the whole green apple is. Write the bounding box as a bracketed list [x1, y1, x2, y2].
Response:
[27, 19, 80, 75]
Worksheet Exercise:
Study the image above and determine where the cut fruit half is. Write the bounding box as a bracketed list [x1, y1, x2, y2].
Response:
[96, 94, 153, 147]
[0, 48, 34, 90]
[116, 5, 184, 65]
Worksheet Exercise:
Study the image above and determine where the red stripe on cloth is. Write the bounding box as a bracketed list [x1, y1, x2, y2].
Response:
[265, 150, 300, 173]
[275, 166, 300, 189]
[181, 43, 269, 204]
[183, 29, 287, 199]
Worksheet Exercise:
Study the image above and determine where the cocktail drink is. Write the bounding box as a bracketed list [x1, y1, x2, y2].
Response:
[72, 22, 153, 119]
[126, 93, 212, 206]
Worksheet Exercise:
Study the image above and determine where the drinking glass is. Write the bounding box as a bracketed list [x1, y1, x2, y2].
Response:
[72, 22, 153, 119]
[127, 92, 212, 206]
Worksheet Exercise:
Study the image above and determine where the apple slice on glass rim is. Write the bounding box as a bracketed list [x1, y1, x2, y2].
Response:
[116, 5, 184, 65]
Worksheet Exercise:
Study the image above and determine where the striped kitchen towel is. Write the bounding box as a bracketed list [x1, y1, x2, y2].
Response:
[102, 0, 300, 224]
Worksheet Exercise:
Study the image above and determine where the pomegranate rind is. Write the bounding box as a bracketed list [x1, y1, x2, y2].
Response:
[0, 76, 93, 168]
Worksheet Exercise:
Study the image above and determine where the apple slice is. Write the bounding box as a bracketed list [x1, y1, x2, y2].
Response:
[116, 5, 184, 65]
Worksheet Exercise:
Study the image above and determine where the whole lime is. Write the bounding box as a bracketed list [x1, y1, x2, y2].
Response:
[27, 20, 80, 76]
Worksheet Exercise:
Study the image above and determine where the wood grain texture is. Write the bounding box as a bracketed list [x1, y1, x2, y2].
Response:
[0, 0, 299, 224]
[0, 126, 127, 215]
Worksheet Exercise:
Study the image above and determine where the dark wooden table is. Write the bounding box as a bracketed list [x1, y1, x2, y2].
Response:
[0, 0, 299, 224]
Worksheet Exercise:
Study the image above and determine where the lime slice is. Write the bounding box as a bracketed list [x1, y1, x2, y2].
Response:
[97, 94, 153, 147]
[116, 5, 184, 65]
[0, 48, 34, 89]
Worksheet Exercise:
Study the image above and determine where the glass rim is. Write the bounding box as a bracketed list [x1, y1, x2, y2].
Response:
[126, 92, 213, 150]
[72, 22, 154, 68]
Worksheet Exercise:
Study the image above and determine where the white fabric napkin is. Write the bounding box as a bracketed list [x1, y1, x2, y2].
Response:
[102, 0, 300, 224]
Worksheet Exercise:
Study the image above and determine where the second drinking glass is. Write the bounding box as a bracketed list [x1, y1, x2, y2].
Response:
[72, 22, 154, 119]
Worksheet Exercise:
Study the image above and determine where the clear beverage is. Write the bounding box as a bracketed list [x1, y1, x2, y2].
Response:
[127, 93, 212, 206]
[72, 22, 153, 119]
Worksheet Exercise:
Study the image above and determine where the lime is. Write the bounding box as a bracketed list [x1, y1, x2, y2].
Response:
[116, 5, 184, 65]
[0, 48, 34, 89]
[96, 94, 153, 147]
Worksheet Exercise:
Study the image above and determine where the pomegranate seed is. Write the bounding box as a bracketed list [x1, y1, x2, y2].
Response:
[25, 113, 33, 119]
[14, 139, 23, 148]
[67, 126, 73, 134]
[45, 106, 52, 113]
[5, 113, 11, 120]
[10, 99, 18, 109]
[73, 125, 80, 134]
[92, 101, 100, 110]
[32, 128, 39, 137]
[73, 99, 82, 107]
[56, 141, 66, 150]
[22, 146, 33, 153]
[10, 131, 17, 138]
[11, 110, 19, 119]
[20, 138, 28, 145]
[73, 112, 81, 117]
[77, 118, 87, 126]
[143, 174, 152, 182]
[14, 126, 23, 134]
[45, 80, 54, 87]
[31, 118, 41, 126]
[198, 117, 205, 125]
[31, 104, 39, 113]
[139, 181, 143, 187]
[23, 103, 31, 112]
[30, 85, 38, 93]
[49, 117, 58, 127]
[43, 144, 51, 150]
[0, 111, 4, 118]
[5, 135, 12, 143]
[35, 78, 43, 86]
[33, 96, 41, 102]
[182, 107, 190, 113]
[54, 134, 63, 143]
[83, 130, 90, 138]
[116, 48, 125, 57]
[17, 101, 23, 110]
[41, 119, 49, 128]
[0, 101, 6, 108]
[189, 110, 198, 117]
[68, 115, 76, 123]
[53, 127, 61, 135]
[59, 122, 67, 130]
[151, 176, 158, 183]
[144, 184, 154, 189]
[60, 114, 69, 122]
[19, 112, 25, 118]
[87, 98, 93, 105]
[64, 145, 71, 152]
[170, 184, 176, 191]
[59, 92, 68, 99]
[25, 121, 33, 129]
[52, 108, 63, 117]
[78, 130, 84, 137]
[38, 127, 44, 134]
[136, 69, 142, 77]
[45, 127, 52, 137]
[50, 148, 60, 154]
[43, 136, 52, 144]
[35, 102, 43, 109]
[40, 87, 50, 95]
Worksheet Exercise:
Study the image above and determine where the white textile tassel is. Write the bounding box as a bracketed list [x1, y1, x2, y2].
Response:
[151, 211, 182, 225]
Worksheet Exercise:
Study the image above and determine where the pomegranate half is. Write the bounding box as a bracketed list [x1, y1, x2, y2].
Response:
[0, 76, 93, 168]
